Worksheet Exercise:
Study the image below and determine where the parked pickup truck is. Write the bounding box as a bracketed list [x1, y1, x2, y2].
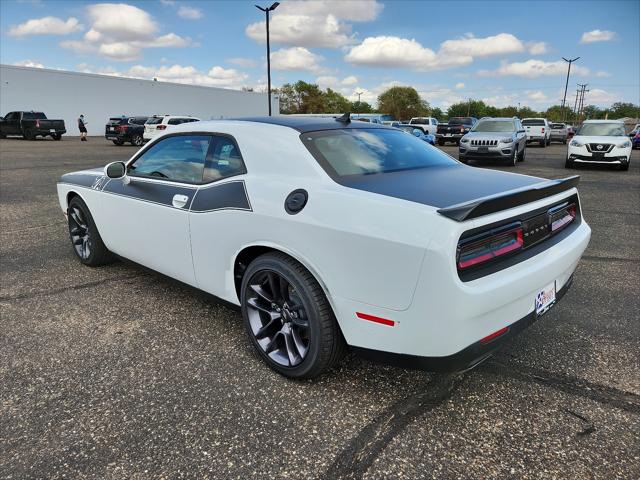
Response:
[522, 118, 550, 147]
[105, 116, 148, 146]
[408, 116, 439, 135]
[436, 117, 477, 145]
[0, 111, 66, 140]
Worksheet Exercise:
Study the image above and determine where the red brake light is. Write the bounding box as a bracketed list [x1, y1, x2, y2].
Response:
[457, 225, 523, 270]
[541, 127, 545, 133]
[550, 203, 577, 233]
[117, 125, 129, 132]
[156, 124, 167, 130]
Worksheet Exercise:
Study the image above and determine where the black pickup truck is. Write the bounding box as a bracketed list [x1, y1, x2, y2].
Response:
[0, 111, 66, 140]
[436, 117, 477, 145]
[105, 116, 148, 146]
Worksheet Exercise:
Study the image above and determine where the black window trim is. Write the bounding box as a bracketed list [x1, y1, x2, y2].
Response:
[126, 131, 247, 186]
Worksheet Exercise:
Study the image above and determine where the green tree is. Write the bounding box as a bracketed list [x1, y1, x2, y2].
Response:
[544, 105, 573, 122]
[517, 106, 538, 118]
[322, 88, 351, 113]
[430, 107, 444, 120]
[581, 105, 602, 119]
[446, 99, 488, 118]
[608, 102, 640, 119]
[377, 86, 429, 121]
[352, 100, 373, 113]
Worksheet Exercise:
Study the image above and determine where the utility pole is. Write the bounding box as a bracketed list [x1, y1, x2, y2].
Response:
[355, 90, 363, 113]
[561, 57, 580, 121]
[255, 2, 280, 116]
[576, 83, 589, 123]
[466, 98, 472, 116]
[572, 89, 580, 123]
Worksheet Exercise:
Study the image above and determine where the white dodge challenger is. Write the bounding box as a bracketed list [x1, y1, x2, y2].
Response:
[57, 116, 591, 378]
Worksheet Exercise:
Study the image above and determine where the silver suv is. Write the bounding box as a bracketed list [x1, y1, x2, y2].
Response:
[458, 117, 527, 166]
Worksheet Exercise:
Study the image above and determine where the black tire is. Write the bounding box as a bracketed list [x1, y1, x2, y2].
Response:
[437, 139, 445, 146]
[562, 139, 567, 145]
[565, 159, 574, 169]
[241, 252, 346, 379]
[112, 139, 124, 146]
[620, 161, 629, 171]
[52, 133, 62, 141]
[24, 128, 36, 140]
[459, 157, 468, 164]
[130, 134, 143, 146]
[517, 145, 526, 162]
[539, 139, 546, 148]
[506, 150, 517, 167]
[67, 196, 113, 266]
[0, 133, 6, 139]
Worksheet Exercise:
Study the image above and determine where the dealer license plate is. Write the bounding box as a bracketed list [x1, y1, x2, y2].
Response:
[535, 282, 556, 316]
[50, 129, 56, 133]
[445, 133, 452, 137]
[478, 146, 489, 153]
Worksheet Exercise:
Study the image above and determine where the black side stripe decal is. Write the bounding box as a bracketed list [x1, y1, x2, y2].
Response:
[190, 181, 251, 212]
[59, 173, 103, 189]
[102, 178, 196, 208]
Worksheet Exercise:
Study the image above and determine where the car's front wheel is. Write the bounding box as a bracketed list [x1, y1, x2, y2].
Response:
[241, 252, 346, 379]
[67, 197, 112, 266]
[517, 145, 526, 162]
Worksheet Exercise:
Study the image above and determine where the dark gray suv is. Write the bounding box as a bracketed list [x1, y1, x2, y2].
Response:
[458, 117, 527, 166]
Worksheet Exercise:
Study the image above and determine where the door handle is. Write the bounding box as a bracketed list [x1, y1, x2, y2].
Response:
[172, 194, 189, 208]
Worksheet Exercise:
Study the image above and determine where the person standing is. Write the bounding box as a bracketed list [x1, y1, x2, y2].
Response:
[78, 114, 88, 141]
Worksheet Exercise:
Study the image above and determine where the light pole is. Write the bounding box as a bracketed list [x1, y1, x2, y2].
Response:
[255, 2, 279, 116]
[355, 90, 363, 113]
[561, 56, 580, 121]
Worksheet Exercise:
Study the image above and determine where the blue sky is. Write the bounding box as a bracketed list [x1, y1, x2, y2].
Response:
[1, 0, 638, 109]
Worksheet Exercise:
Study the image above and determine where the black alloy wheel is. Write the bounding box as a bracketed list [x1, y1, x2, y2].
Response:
[241, 253, 345, 378]
[131, 134, 143, 146]
[67, 197, 112, 266]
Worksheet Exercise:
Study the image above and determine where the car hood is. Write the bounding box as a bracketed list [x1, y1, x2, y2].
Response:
[573, 135, 627, 143]
[338, 164, 543, 209]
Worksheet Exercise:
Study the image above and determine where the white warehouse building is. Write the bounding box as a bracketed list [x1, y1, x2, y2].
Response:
[0, 65, 278, 136]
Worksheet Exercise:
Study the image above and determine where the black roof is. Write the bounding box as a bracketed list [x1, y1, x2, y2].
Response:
[234, 116, 393, 133]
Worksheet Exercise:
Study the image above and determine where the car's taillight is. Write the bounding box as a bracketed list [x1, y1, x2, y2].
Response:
[156, 124, 167, 130]
[549, 203, 577, 234]
[117, 125, 129, 132]
[541, 127, 545, 133]
[36, 119, 40, 127]
[460, 126, 464, 132]
[457, 224, 524, 270]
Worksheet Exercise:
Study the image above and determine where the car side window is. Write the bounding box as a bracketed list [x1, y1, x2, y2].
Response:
[168, 118, 182, 125]
[431, 119, 437, 125]
[128, 135, 211, 184]
[203, 136, 247, 183]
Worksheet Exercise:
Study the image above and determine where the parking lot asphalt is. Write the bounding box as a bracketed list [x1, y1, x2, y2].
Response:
[1, 136, 639, 479]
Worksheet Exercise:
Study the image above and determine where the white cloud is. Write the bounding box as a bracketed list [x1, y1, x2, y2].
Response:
[455, 82, 465, 89]
[13, 60, 44, 68]
[594, 70, 612, 78]
[481, 93, 519, 108]
[8, 16, 82, 37]
[228, 57, 257, 68]
[271, 47, 324, 73]
[526, 41, 549, 55]
[478, 59, 590, 78]
[60, 3, 193, 61]
[178, 6, 203, 20]
[246, 0, 383, 48]
[440, 33, 525, 57]
[159, 0, 175, 5]
[345, 36, 471, 71]
[584, 88, 618, 104]
[124, 64, 249, 88]
[341, 75, 358, 86]
[580, 29, 616, 43]
[526, 90, 548, 102]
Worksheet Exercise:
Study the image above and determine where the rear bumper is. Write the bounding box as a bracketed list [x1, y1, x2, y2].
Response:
[437, 133, 464, 141]
[353, 275, 574, 372]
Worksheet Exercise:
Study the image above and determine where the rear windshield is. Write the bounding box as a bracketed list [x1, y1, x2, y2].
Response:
[522, 119, 545, 126]
[146, 117, 164, 125]
[472, 120, 515, 133]
[551, 123, 565, 129]
[448, 117, 474, 125]
[301, 128, 456, 178]
[23, 112, 47, 120]
[108, 117, 127, 125]
[576, 123, 625, 136]
[410, 118, 428, 124]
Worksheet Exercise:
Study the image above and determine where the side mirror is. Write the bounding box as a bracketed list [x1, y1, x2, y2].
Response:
[105, 161, 126, 179]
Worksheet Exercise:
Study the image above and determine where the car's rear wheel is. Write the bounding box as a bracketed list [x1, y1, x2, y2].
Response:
[131, 134, 143, 146]
[112, 139, 124, 146]
[67, 197, 112, 266]
[241, 252, 346, 379]
[24, 128, 36, 140]
[52, 133, 62, 141]
[539, 139, 546, 148]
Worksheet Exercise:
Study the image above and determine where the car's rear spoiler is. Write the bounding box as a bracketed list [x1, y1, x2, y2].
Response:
[437, 175, 580, 222]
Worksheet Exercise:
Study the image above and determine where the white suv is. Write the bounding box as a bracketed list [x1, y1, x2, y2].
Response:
[522, 118, 551, 147]
[567, 120, 632, 171]
[144, 115, 201, 141]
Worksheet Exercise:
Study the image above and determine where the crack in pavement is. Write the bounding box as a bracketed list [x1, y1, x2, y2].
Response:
[481, 360, 640, 414]
[0, 273, 149, 302]
[321, 373, 465, 480]
[581, 255, 639, 264]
